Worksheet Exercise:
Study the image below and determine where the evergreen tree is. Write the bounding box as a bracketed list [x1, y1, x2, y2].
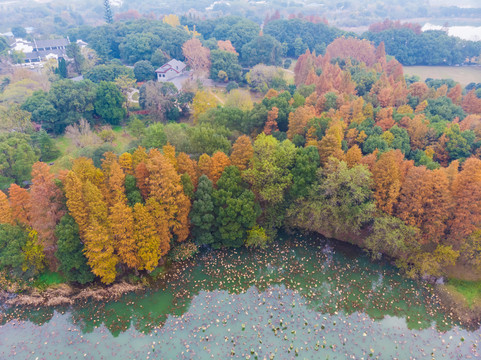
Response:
[213, 166, 260, 248]
[57, 58, 68, 78]
[104, 0, 113, 24]
[55, 214, 94, 284]
[190, 175, 216, 246]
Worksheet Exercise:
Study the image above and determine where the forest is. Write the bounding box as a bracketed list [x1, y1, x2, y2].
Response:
[1, 13, 481, 291]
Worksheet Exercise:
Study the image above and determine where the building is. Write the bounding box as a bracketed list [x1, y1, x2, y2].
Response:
[8, 37, 70, 63]
[155, 59, 187, 82]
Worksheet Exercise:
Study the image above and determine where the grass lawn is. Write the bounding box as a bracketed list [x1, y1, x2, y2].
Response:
[32, 271, 66, 290]
[403, 66, 481, 87]
[445, 278, 481, 308]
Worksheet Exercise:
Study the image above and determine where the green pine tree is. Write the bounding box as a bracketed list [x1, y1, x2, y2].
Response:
[104, 0, 114, 24]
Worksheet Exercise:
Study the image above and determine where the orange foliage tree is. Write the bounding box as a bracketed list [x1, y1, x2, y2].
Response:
[0, 190, 12, 224]
[9, 183, 31, 225]
[264, 107, 279, 135]
[29, 162, 65, 266]
[230, 135, 254, 171]
[372, 150, 412, 215]
[210, 151, 231, 184]
[449, 158, 481, 244]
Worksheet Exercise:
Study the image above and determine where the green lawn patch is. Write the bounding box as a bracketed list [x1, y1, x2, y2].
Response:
[33, 271, 67, 290]
[446, 279, 481, 308]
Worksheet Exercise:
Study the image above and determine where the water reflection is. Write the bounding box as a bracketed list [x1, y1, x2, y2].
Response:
[0, 235, 479, 358]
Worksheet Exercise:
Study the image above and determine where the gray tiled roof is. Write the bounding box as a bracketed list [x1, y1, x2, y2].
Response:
[25, 48, 67, 60]
[34, 38, 69, 48]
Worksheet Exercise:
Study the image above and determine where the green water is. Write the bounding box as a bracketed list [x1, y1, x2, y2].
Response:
[0, 235, 480, 359]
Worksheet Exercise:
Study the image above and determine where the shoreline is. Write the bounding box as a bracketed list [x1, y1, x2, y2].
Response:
[0, 281, 144, 308]
[3, 234, 481, 327]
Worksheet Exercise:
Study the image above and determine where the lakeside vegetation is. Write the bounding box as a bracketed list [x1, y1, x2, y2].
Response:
[1, 8, 481, 317]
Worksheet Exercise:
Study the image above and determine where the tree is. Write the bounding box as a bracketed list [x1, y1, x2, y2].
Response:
[109, 201, 138, 269]
[139, 81, 182, 122]
[192, 90, 219, 122]
[345, 145, 363, 168]
[0, 191, 12, 225]
[213, 166, 260, 248]
[449, 158, 481, 244]
[372, 150, 411, 215]
[241, 35, 283, 67]
[94, 81, 126, 125]
[29, 162, 65, 266]
[225, 90, 253, 111]
[85, 64, 134, 83]
[22, 229, 46, 275]
[190, 175, 216, 246]
[287, 105, 315, 139]
[66, 43, 85, 74]
[133, 203, 162, 271]
[104, 0, 114, 23]
[210, 151, 231, 184]
[198, 153, 212, 178]
[365, 215, 419, 260]
[243, 134, 296, 205]
[55, 214, 94, 284]
[11, 26, 27, 38]
[210, 50, 242, 82]
[57, 58, 68, 78]
[182, 38, 211, 77]
[318, 134, 343, 166]
[245, 226, 270, 249]
[33, 131, 61, 162]
[9, 183, 31, 226]
[163, 14, 180, 27]
[217, 40, 237, 54]
[119, 32, 161, 65]
[146, 149, 191, 243]
[289, 146, 320, 199]
[177, 152, 198, 188]
[134, 60, 155, 82]
[0, 133, 39, 188]
[230, 135, 254, 171]
[288, 159, 375, 237]
[187, 125, 231, 155]
[125, 174, 143, 206]
[0, 224, 28, 277]
[44, 79, 97, 134]
[264, 107, 279, 135]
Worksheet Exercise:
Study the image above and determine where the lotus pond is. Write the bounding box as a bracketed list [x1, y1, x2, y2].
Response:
[0, 234, 480, 359]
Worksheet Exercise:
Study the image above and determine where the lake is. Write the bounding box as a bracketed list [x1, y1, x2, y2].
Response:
[0, 234, 479, 359]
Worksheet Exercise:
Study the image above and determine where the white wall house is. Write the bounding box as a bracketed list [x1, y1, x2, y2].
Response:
[155, 59, 187, 82]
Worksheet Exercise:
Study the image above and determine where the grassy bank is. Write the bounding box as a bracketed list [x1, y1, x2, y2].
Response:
[445, 279, 481, 308]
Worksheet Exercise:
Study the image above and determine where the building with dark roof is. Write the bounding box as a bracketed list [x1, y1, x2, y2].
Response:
[9, 37, 70, 63]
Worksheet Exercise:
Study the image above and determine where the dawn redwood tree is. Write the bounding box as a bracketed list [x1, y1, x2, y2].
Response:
[449, 157, 481, 244]
[29, 162, 65, 266]
[8, 183, 31, 226]
[230, 135, 253, 171]
[0, 191, 12, 225]
[372, 150, 412, 215]
[177, 152, 198, 188]
[133, 203, 161, 272]
[210, 151, 231, 184]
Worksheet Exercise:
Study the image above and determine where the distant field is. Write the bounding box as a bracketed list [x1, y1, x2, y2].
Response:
[403, 66, 481, 86]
